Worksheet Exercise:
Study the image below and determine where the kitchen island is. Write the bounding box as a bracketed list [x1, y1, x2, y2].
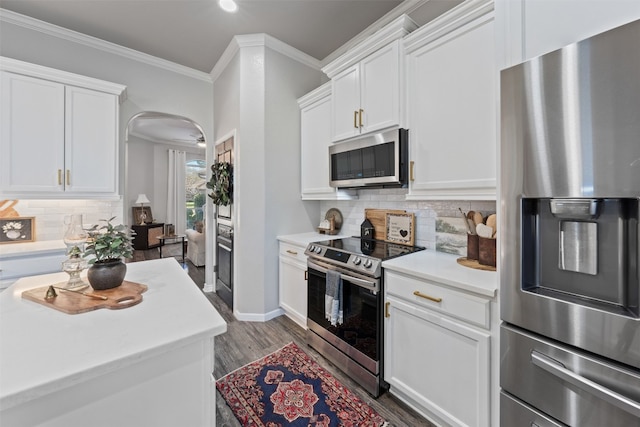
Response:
[0, 258, 226, 427]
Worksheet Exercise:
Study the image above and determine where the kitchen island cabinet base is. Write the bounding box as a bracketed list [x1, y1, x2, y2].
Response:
[1, 338, 216, 427]
[0, 259, 225, 427]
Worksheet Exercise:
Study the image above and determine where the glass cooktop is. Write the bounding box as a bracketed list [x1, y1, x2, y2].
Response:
[314, 237, 425, 261]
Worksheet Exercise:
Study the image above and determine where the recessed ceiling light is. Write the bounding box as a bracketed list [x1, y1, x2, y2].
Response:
[219, 0, 238, 13]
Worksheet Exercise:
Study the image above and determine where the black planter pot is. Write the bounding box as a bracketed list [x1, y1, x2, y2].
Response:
[87, 259, 126, 290]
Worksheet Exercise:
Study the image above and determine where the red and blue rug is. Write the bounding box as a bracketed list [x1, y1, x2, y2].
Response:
[216, 342, 387, 427]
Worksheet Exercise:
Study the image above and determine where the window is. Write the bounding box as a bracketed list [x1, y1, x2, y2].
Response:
[186, 158, 206, 230]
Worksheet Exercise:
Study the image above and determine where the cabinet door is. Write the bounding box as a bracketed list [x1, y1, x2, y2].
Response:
[65, 86, 118, 194]
[360, 40, 400, 135]
[278, 255, 308, 328]
[384, 295, 490, 427]
[331, 64, 360, 142]
[407, 14, 496, 200]
[0, 72, 65, 193]
[519, 0, 640, 65]
[301, 94, 335, 198]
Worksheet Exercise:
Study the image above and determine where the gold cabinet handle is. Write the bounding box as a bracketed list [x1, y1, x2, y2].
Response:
[413, 290, 442, 303]
[58, 169, 63, 185]
[305, 270, 308, 281]
[410, 161, 415, 182]
[354, 110, 359, 129]
[66, 170, 70, 186]
[385, 301, 391, 318]
[359, 108, 364, 128]
[286, 250, 298, 255]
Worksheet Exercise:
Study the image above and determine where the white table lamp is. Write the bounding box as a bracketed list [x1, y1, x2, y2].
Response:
[135, 194, 151, 225]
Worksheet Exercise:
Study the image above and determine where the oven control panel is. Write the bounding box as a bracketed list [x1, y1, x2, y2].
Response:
[305, 244, 381, 276]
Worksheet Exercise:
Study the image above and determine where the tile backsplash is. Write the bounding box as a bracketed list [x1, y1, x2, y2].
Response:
[319, 188, 496, 251]
[6, 199, 124, 242]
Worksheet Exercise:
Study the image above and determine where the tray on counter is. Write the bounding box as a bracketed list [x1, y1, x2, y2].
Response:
[22, 281, 148, 314]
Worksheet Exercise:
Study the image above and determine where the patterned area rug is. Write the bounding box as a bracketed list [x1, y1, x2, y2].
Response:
[216, 342, 387, 427]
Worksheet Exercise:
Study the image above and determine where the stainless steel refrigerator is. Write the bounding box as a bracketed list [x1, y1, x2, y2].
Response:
[500, 18, 640, 426]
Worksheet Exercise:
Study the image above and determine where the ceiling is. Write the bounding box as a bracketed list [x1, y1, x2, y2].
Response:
[0, 0, 418, 73]
[0, 0, 461, 145]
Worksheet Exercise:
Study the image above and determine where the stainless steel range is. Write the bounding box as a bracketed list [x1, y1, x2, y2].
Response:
[305, 237, 424, 397]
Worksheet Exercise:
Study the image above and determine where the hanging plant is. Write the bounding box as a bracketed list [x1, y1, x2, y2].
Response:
[207, 161, 233, 206]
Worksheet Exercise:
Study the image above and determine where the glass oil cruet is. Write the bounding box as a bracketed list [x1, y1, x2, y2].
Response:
[62, 214, 89, 289]
[63, 214, 88, 249]
[61, 245, 88, 289]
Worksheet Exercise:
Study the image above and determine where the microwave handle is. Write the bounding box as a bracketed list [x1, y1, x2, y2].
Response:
[307, 259, 378, 292]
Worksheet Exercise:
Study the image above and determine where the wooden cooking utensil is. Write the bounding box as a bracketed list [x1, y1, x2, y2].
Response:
[486, 214, 497, 236]
[473, 211, 484, 226]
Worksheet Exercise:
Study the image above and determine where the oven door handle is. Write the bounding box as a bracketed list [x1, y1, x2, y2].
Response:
[531, 351, 640, 418]
[218, 243, 232, 252]
[307, 259, 378, 292]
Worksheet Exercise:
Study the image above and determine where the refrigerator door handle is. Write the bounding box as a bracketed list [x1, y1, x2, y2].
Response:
[531, 350, 640, 418]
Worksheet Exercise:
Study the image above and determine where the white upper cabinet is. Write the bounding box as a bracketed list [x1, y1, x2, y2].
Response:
[404, 0, 497, 200]
[499, 0, 640, 69]
[331, 41, 401, 141]
[1, 72, 66, 194]
[64, 86, 119, 194]
[298, 83, 356, 200]
[323, 15, 417, 143]
[0, 57, 126, 199]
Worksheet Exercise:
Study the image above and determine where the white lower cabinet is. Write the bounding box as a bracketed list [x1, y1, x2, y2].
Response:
[278, 241, 308, 328]
[384, 270, 491, 427]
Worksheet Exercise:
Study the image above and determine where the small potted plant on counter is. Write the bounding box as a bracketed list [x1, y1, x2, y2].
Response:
[83, 217, 134, 290]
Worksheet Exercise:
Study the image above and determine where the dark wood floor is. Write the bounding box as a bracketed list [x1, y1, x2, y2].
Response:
[132, 245, 434, 427]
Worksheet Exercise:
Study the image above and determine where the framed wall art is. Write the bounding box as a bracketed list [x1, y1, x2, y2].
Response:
[385, 212, 415, 246]
[132, 206, 153, 225]
[0, 217, 35, 244]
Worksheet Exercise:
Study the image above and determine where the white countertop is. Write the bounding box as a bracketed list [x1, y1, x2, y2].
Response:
[0, 240, 66, 258]
[277, 231, 345, 247]
[278, 233, 497, 298]
[382, 250, 497, 298]
[0, 258, 227, 410]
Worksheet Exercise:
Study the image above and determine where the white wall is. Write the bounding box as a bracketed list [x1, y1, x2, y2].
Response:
[0, 13, 214, 237]
[212, 36, 323, 319]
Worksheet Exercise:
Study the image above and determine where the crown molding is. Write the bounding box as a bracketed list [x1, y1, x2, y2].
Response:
[0, 56, 128, 102]
[322, 14, 418, 79]
[404, 0, 494, 54]
[297, 81, 331, 109]
[210, 33, 321, 82]
[0, 8, 213, 83]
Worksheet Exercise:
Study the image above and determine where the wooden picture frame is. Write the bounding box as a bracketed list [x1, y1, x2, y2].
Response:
[0, 216, 35, 244]
[132, 206, 153, 225]
[385, 213, 415, 246]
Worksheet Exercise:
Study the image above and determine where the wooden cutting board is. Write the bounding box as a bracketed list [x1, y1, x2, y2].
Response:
[22, 281, 148, 314]
[364, 209, 407, 240]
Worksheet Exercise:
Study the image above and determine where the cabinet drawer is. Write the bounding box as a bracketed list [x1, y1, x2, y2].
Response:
[0, 251, 67, 287]
[279, 242, 307, 264]
[385, 270, 490, 329]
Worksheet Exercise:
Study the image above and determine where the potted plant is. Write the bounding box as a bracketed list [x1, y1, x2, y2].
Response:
[206, 161, 233, 206]
[83, 217, 134, 290]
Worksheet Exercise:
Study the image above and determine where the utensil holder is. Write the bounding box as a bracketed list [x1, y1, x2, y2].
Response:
[467, 234, 479, 260]
[478, 237, 496, 267]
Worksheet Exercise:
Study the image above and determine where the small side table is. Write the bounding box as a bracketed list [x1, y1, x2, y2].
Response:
[158, 234, 186, 263]
[131, 223, 165, 250]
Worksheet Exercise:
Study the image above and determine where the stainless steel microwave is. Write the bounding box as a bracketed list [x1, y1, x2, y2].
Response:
[329, 128, 408, 188]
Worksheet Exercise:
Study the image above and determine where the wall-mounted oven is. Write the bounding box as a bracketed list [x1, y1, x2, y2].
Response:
[500, 18, 640, 426]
